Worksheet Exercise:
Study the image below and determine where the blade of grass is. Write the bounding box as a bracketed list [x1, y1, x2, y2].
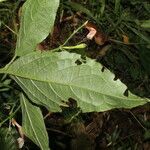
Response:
[114, 0, 121, 14]
[124, 24, 150, 43]
[64, 1, 95, 19]
[100, 0, 106, 16]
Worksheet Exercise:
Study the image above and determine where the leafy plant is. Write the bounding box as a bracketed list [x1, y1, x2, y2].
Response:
[0, 0, 149, 149]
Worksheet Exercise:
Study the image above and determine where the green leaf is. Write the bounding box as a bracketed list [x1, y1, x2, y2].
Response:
[144, 130, 150, 140]
[114, 0, 121, 14]
[125, 25, 150, 43]
[16, 0, 59, 56]
[0, 0, 6, 2]
[141, 20, 150, 28]
[100, 0, 106, 16]
[5, 51, 149, 112]
[20, 93, 49, 150]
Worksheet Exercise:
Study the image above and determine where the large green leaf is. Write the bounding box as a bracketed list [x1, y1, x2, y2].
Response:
[16, 0, 59, 56]
[4, 51, 149, 112]
[20, 93, 49, 150]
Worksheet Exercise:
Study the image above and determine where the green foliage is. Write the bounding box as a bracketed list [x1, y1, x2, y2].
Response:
[0, 0, 7, 3]
[0, 128, 18, 150]
[0, 0, 149, 149]
[20, 93, 49, 150]
[141, 20, 150, 28]
[3, 51, 148, 112]
[16, 0, 60, 56]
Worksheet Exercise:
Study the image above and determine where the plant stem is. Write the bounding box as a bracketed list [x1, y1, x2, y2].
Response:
[62, 21, 88, 46]
[0, 105, 21, 127]
[3, 54, 17, 70]
[50, 47, 62, 52]
[129, 111, 146, 131]
[2, 22, 18, 36]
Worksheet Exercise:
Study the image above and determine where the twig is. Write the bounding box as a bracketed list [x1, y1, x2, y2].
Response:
[2, 22, 18, 36]
[0, 105, 21, 127]
[44, 112, 52, 119]
[129, 111, 146, 131]
[62, 21, 88, 46]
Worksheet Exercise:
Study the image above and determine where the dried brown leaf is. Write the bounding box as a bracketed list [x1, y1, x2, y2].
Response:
[85, 22, 107, 45]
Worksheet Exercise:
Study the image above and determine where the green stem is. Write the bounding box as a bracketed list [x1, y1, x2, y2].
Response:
[2, 22, 18, 36]
[3, 54, 17, 70]
[0, 105, 21, 127]
[62, 21, 88, 46]
[50, 47, 62, 52]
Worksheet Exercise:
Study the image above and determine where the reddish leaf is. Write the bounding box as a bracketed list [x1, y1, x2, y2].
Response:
[85, 22, 107, 45]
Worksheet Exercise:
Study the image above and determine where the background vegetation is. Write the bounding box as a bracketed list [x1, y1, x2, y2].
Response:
[0, 0, 150, 149]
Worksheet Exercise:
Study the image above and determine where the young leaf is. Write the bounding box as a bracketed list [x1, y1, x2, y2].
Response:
[141, 20, 150, 28]
[20, 93, 49, 150]
[16, 0, 60, 56]
[4, 51, 149, 112]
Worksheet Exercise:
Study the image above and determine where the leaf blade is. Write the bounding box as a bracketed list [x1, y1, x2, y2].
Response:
[20, 93, 49, 150]
[16, 0, 59, 56]
[6, 51, 148, 112]
[141, 20, 150, 28]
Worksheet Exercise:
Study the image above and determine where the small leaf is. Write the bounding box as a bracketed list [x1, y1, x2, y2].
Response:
[141, 20, 150, 28]
[16, 0, 60, 56]
[125, 25, 150, 43]
[0, 0, 6, 2]
[20, 93, 49, 150]
[4, 51, 148, 112]
[122, 35, 129, 44]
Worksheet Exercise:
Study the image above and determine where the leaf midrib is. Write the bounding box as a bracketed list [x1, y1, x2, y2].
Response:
[22, 95, 44, 150]
[13, 73, 142, 102]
